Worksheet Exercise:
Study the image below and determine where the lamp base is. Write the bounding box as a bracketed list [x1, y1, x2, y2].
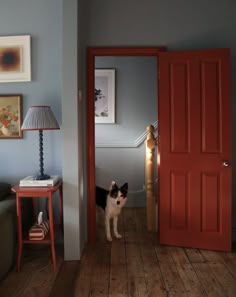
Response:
[35, 174, 51, 180]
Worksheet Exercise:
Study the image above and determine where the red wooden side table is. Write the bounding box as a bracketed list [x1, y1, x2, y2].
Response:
[12, 178, 63, 272]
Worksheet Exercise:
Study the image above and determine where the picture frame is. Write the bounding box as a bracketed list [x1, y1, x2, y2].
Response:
[0, 94, 23, 139]
[95, 69, 115, 124]
[0, 35, 31, 83]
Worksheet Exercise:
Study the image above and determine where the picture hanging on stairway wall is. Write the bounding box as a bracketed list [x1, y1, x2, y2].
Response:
[95, 69, 115, 124]
[0, 35, 31, 83]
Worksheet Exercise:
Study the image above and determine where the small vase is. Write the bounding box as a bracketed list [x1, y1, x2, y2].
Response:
[1, 125, 12, 136]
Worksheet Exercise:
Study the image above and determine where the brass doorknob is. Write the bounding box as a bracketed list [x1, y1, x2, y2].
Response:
[222, 161, 229, 167]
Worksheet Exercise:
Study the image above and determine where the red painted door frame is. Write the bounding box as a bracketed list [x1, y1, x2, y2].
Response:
[87, 47, 166, 243]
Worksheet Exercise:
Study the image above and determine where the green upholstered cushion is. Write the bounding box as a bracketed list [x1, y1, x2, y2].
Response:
[0, 197, 16, 216]
[0, 183, 11, 201]
[0, 210, 16, 280]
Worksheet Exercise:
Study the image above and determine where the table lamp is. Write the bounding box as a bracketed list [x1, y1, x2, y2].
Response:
[21, 106, 60, 180]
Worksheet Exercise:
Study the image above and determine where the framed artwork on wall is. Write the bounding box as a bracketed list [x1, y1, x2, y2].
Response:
[95, 69, 115, 124]
[0, 94, 23, 139]
[0, 35, 31, 83]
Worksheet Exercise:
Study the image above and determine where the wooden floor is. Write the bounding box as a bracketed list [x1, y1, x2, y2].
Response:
[1, 208, 236, 297]
[75, 207, 236, 297]
[0, 244, 64, 297]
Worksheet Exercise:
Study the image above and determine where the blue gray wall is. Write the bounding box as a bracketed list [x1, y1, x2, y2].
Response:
[0, 1, 63, 228]
[0, 0, 86, 261]
[0, 0, 62, 183]
[95, 56, 157, 206]
[62, 0, 88, 259]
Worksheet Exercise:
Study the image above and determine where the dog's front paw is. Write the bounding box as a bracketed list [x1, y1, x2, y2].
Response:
[106, 236, 112, 242]
[115, 233, 122, 239]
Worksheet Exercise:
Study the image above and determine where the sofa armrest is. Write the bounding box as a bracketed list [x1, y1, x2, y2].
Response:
[0, 195, 16, 217]
[0, 183, 11, 201]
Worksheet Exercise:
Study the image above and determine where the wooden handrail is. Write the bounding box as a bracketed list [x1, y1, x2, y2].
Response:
[145, 125, 156, 231]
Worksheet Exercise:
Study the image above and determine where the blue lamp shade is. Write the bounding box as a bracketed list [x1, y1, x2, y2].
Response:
[21, 106, 60, 130]
[21, 106, 60, 180]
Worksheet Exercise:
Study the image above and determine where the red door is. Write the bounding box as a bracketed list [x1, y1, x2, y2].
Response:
[158, 49, 232, 251]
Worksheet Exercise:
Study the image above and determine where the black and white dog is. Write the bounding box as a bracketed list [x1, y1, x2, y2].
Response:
[96, 181, 128, 242]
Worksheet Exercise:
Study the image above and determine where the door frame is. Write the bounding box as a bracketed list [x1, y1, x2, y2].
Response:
[87, 46, 166, 243]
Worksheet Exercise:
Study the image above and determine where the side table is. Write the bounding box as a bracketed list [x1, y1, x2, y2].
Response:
[12, 178, 63, 272]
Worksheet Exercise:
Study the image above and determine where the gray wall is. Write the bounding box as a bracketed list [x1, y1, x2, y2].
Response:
[62, 0, 80, 260]
[62, 0, 88, 259]
[0, 0, 62, 184]
[0, 0, 86, 261]
[0, 1, 63, 225]
[95, 56, 157, 206]
[88, 0, 236, 240]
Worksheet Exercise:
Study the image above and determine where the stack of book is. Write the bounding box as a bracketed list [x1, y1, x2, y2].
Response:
[19, 175, 60, 187]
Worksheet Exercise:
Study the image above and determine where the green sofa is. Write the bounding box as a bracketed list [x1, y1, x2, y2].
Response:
[0, 182, 34, 280]
[0, 182, 16, 281]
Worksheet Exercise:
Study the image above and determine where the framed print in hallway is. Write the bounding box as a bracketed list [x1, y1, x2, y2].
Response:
[0, 94, 22, 139]
[95, 69, 115, 124]
[0, 35, 31, 82]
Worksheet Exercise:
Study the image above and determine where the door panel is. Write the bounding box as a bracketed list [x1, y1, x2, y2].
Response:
[158, 49, 231, 251]
[201, 59, 222, 152]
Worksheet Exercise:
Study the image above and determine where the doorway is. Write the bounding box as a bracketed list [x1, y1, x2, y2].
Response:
[87, 47, 166, 243]
[87, 47, 232, 251]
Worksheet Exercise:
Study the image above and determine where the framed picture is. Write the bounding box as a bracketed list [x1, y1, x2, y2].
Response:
[0, 35, 31, 82]
[95, 69, 115, 123]
[0, 94, 22, 139]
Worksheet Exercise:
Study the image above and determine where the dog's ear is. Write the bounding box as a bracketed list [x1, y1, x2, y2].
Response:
[121, 183, 128, 194]
[109, 181, 116, 190]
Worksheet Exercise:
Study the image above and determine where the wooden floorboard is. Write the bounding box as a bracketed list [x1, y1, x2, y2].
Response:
[0, 245, 64, 297]
[1, 208, 236, 297]
[74, 207, 236, 297]
[49, 260, 79, 297]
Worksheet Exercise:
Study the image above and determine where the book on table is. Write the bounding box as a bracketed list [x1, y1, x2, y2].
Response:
[19, 175, 60, 187]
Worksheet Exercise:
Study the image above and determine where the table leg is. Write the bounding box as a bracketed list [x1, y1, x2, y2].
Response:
[48, 194, 56, 272]
[16, 194, 23, 272]
[32, 197, 37, 220]
[59, 184, 63, 230]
